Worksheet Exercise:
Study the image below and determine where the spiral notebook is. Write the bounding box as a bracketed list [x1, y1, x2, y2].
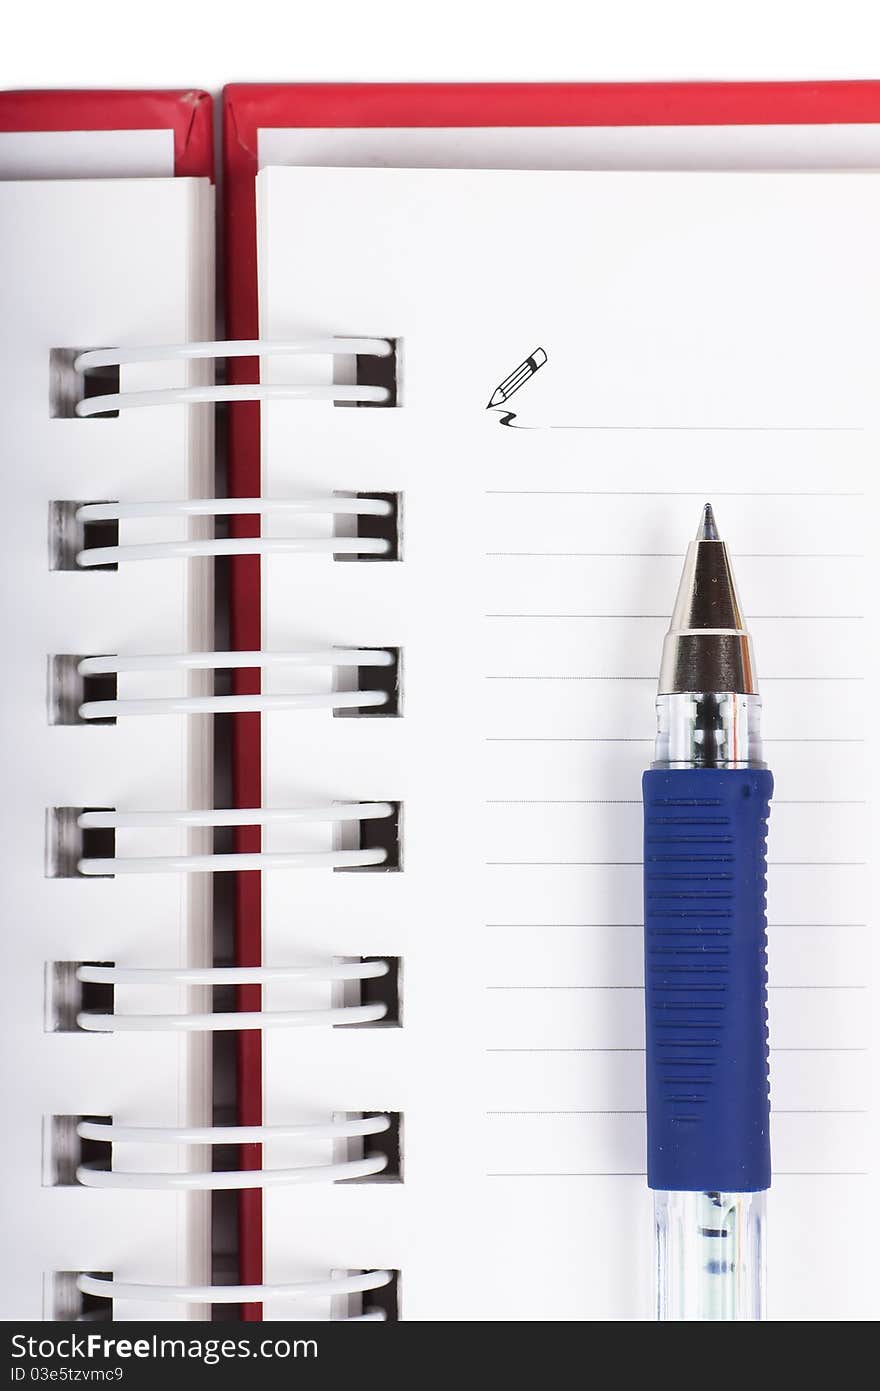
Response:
[253, 164, 878, 1322]
[1, 84, 878, 1324]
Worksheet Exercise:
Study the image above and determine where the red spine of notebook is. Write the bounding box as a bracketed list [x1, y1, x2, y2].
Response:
[0, 88, 213, 177]
[222, 78, 880, 1318]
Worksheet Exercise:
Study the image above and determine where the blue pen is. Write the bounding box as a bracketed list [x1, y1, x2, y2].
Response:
[643, 504, 772, 1320]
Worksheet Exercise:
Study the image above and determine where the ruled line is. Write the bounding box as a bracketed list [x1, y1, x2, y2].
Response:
[485, 1109, 867, 1116]
[486, 805, 859, 815]
[485, 489, 864, 496]
[520, 426, 862, 434]
[485, 614, 864, 621]
[484, 674, 862, 682]
[485, 1171, 869, 1178]
[484, 922, 867, 929]
[485, 737, 864, 744]
[485, 1047, 867, 1054]
[487, 675, 655, 680]
[485, 551, 861, 560]
[484, 984, 867, 991]
[487, 1172, 646, 1178]
[484, 860, 865, 867]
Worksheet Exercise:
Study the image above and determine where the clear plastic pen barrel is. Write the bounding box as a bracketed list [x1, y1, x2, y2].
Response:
[654, 1190, 766, 1320]
[644, 506, 772, 1321]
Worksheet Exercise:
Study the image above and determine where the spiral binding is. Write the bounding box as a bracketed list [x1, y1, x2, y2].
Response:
[74, 337, 394, 414]
[77, 1271, 393, 1311]
[70, 648, 395, 719]
[76, 802, 394, 874]
[75, 959, 391, 1031]
[75, 1115, 392, 1189]
[60, 339, 400, 1317]
[74, 496, 394, 565]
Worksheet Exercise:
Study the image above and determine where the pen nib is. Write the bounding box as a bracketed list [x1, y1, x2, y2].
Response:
[658, 502, 757, 696]
[697, 502, 720, 541]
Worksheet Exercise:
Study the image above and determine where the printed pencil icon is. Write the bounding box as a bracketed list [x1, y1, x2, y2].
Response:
[486, 347, 547, 408]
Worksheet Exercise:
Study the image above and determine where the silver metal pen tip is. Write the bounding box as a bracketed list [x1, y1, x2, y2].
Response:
[697, 502, 719, 540]
[658, 510, 757, 695]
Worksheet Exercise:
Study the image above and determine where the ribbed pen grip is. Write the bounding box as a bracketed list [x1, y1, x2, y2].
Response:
[643, 767, 773, 1192]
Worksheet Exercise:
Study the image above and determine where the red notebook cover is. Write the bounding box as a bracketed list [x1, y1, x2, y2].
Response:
[0, 88, 213, 178]
[223, 79, 880, 1316]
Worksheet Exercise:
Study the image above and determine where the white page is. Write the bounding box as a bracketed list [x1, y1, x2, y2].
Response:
[0, 129, 174, 180]
[260, 122, 880, 172]
[257, 167, 877, 1320]
[0, 177, 214, 1319]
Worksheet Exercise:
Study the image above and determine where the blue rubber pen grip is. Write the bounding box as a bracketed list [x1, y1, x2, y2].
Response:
[643, 767, 773, 1192]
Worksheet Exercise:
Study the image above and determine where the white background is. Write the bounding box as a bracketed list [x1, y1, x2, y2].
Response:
[2, 0, 880, 90]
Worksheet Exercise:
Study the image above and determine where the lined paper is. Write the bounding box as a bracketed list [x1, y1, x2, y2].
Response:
[257, 168, 878, 1320]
